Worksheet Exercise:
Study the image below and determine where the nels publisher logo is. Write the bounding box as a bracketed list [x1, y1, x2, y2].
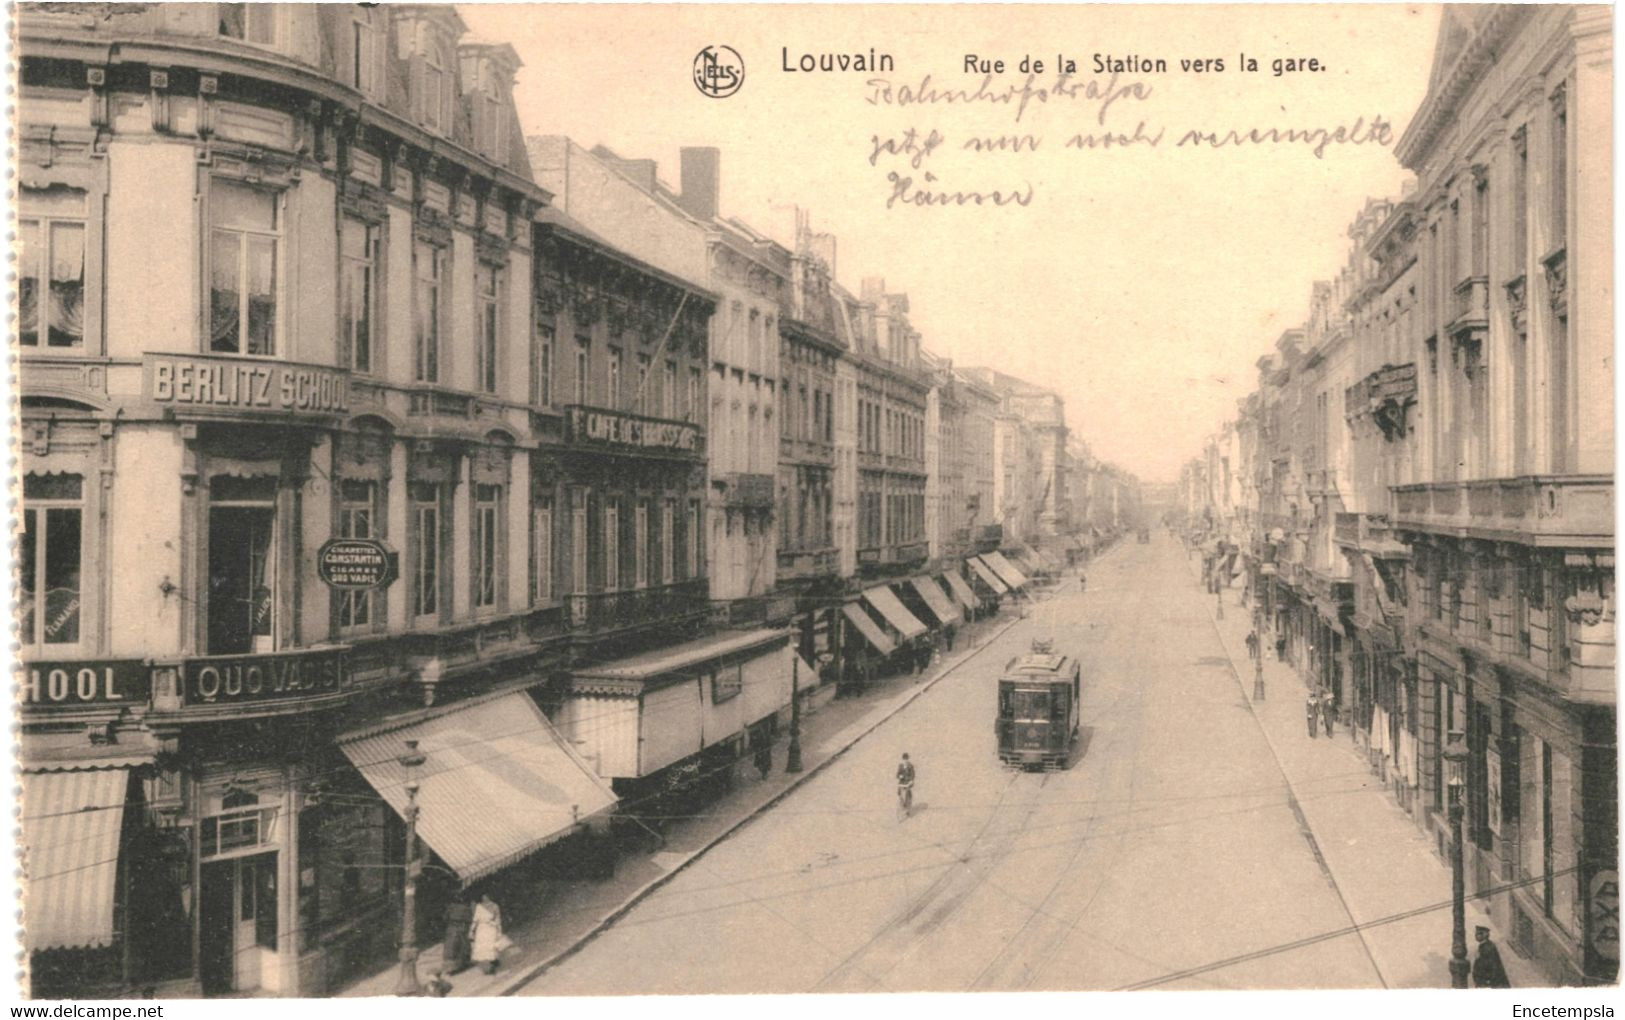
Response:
[693, 45, 744, 98]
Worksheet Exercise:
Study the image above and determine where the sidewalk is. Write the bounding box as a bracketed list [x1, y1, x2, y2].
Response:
[338, 606, 1024, 998]
[1197, 565, 1550, 988]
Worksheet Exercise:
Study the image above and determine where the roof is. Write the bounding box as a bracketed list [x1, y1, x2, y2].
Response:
[573, 628, 788, 681]
[1004, 653, 1075, 677]
[535, 204, 717, 304]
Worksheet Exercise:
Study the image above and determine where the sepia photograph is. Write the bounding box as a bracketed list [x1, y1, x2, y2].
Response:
[7, 0, 1617, 1004]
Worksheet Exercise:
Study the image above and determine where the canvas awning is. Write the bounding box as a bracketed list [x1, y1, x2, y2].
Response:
[910, 576, 961, 626]
[862, 585, 928, 639]
[572, 628, 787, 682]
[983, 551, 1030, 589]
[842, 603, 897, 656]
[1009, 551, 1043, 576]
[21, 767, 131, 951]
[941, 570, 979, 609]
[968, 556, 1009, 593]
[339, 690, 617, 886]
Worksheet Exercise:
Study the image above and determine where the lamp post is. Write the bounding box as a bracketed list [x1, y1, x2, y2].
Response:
[1444, 730, 1470, 989]
[786, 653, 804, 773]
[1252, 607, 1266, 701]
[395, 738, 428, 997]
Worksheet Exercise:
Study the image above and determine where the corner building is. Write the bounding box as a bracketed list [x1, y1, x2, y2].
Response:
[14, 4, 694, 998]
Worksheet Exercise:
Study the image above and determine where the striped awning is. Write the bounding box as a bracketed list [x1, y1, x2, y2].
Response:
[22, 767, 130, 951]
[862, 585, 928, 639]
[340, 690, 617, 886]
[842, 603, 897, 656]
[941, 570, 979, 609]
[984, 551, 1030, 589]
[910, 576, 960, 626]
[968, 556, 1009, 594]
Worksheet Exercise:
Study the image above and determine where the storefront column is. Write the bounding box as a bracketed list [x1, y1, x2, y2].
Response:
[279, 766, 301, 996]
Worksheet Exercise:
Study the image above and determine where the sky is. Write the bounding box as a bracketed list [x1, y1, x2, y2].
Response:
[460, 3, 1444, 484]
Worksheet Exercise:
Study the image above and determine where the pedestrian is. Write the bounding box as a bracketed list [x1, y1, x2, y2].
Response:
[1245, 630, 1260, 661]
[754, 738, 773, 780]
[1079, 573, 1088, 593]
[1321, 693, 1336, 738]
[1275, 634, 1288, 662]
[945, 622, 957, 652]
[1306, 693, 1320, 739]
[1472, 925, 1511, 988]
[468, 892, 506, 975]
[442, 895, 472, 974]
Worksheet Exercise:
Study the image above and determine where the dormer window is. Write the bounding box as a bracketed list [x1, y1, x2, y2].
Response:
[218, 3, 279, 47]
[424, 48, 446, 133]
[350, 8, 382, 97]
[482, 70, 508, 163]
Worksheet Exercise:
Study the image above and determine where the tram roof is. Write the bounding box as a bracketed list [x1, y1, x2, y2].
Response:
[1002, 652, 1075, 677]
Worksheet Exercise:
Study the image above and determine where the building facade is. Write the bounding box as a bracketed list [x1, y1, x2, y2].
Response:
[15, 2, 592, 998]
[1182, 4, 1616, 986]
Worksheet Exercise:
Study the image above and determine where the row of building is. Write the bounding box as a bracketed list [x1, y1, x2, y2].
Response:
[13, 3, 1140, 997]
[1179, 5, 1615, 986]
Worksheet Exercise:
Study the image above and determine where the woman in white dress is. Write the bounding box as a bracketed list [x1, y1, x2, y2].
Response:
[468, 893, 505, 975]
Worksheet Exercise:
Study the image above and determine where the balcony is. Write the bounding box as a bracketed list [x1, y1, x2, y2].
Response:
[780, 435, 836, 466]
[1448, 275, 1489, 345]
[776, 546, 839, 581]
[565, 579, 710, 639]
[1391, 476, 1613, 546]
[718, 472, 776, 509]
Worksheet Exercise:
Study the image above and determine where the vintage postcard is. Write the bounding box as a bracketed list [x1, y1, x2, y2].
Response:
[8, 0, 1616, 1005]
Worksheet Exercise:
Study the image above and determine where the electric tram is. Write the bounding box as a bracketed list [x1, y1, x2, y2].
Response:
[995, 638, 1082, 769]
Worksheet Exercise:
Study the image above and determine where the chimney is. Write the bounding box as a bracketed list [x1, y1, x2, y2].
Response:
[679, 147, 720, 222]
[588, 145, 659, 194]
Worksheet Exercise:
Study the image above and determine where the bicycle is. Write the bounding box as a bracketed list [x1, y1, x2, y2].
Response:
[896, 780, 914, 821]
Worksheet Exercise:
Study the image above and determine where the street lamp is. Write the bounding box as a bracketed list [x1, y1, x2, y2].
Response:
[1252, 607, 1266, 701]
[786, 654, 804, 773]
[1443, 729, 1469, 989]
[395, 738, 428, 997]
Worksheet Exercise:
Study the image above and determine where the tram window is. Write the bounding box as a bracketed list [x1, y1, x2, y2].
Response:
[999, 689, 1011, 715]
[1012, 689, 1050, 720]
[1052, 690, 1068, 717]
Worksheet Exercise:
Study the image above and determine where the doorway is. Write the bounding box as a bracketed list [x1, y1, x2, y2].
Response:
[207, 486, 277, 655]
[200, 852, 279, 994]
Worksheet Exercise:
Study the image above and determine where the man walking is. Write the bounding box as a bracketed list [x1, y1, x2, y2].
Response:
[1320, 692, 1336, 738]
[1306, 692, 1320, 739]
[1245, 630, 1260, 661]
[1472, 926, 1512, 988]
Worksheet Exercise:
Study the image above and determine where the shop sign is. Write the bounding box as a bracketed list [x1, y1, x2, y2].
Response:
[317, 538, 397, 590]
[19, 659, 151, 709]
[145, 353, 350, 419]
[567, 405, 697, 453]
[711, 663, 743, 704]
[1590, 870, 1619, 962]
[182, 648, 349, 706]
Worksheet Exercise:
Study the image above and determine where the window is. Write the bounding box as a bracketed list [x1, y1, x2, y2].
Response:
[1551, 85, 1567, 250]
[687, 368, 701, 423]
[570, 489, 589, 593]
[635, 503, 649, 589]
[351, 11, 378, 94]
[473, 484, 500, 609]
[687, 501, 701, 579]
[422, 40, 448, 134]
[533, 324, 554, 407]
[339, 219, 377, 373]
[338, 480, 377, 629]
[20, 474, 83, 648]
[635, 354, 652, 414]
[662, 499, 675, 585]
[663, 361, 677, 419]
[532, 499, 554, 604]
[210, 179, 279, 356]
[476, 264, 500, 394]
[413, 242, 443, 383]
[18, 186, 87, 350]
[410, 482, 441, 618]
[575, 336, 591, 405]
[604, 500, 620, 591]
[608, 347, 622, 408]
[218, 4, 279, 46]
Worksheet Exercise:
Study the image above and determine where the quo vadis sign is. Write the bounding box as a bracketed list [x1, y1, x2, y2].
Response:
[317, 538, 397, 590]
[144, 353, 350, 418]
[183, 649, 349, 706]
[567, 406, 698, 453]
